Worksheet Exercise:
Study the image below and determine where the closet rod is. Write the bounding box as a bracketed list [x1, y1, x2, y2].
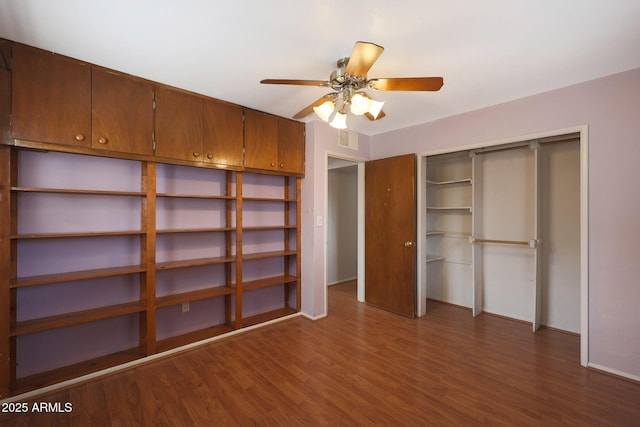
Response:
[474, 238, 530, 246]
[473, 144, 529, 155]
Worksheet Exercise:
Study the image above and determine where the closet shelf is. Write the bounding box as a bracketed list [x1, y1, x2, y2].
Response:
[156, 286, 234, 308]
[241, 275, 298, 292]
[155, 256, 236, 271]
[11, 265, 147, 288]
[426, 178, 472, 185]
[426, 206, 472, 212]
[11, 186, 145, 197]
[426, 255, 446, 263]
[426, 231, 472, 238]
[12, 301, 146, 336]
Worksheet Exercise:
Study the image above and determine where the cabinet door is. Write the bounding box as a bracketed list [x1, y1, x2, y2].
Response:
[0, 40, 11, 144]
[92, 69, 153, 156]
[244, 109, 278, 171]
[203, 100, 243, 167]
[11, 44, 91, 147]
[277, 119, 305, 174]
[154, 86, 204, 162]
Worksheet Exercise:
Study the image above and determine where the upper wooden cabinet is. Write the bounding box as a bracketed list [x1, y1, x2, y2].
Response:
[244, 109, 305, 175]
[203, 99, 243, 167]
[92, 69, 153, 156]
[0, 40, 11, 144]
[11, 44, 92, 147]
[154, 87, 243, 167]
[277, 118, 305, 174]
[11, 44, 153, 156]
[6, 40, 302, 175]
[154, 86, 204, 162]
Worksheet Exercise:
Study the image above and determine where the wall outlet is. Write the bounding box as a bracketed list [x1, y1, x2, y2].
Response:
[181, 302, 190, 313]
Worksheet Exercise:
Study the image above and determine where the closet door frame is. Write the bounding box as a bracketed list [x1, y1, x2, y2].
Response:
[417, 125, 589, 367]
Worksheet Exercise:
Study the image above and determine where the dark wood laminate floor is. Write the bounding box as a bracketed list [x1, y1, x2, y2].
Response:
[1, 281, 639, 426]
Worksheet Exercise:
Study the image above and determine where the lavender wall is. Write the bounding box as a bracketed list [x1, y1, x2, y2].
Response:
[301, 122, 371, 317]
[370, 68, 640, 378]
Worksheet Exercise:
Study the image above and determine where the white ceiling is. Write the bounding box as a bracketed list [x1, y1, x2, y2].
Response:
[1, 1, 639, 136]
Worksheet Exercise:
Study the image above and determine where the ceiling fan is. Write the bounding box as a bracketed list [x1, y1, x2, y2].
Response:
[260, 41, 443, 129]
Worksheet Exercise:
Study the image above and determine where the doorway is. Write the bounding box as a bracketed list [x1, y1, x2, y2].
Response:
[326, 156, 363, 304]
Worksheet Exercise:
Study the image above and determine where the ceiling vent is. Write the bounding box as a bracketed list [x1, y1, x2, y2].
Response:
[338, 130, 358, 150]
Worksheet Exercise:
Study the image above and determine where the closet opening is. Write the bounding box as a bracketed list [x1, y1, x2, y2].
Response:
[418, 128, 587, 364]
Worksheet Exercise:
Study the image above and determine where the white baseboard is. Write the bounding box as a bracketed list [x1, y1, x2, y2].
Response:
[588, 362, 640, 383]
[301, 312, 327, 321]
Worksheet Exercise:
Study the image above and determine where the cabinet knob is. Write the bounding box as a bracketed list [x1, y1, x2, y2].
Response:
[193, 152, 200, 158]
[270, 162, 275, 167]
[75, 134, 85, 141]
[97, 137, 108, 144]
[207, 153, 213, 160]
[279, 163, 284, 168]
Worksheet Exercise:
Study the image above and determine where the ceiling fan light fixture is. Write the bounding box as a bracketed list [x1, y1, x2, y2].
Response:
[367, 99, 385, 119]
[349, 93, 370, 116]
[329, 110, 347, 129]
[313, 100, 335, 122]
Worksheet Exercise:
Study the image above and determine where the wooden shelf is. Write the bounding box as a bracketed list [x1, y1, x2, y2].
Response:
[156, 324, 235, 354]
[13, 346, 145, 396]
[242, 307, 297, 328]
[426, 178, 471, 185]
[243, 196, 297, 202]
[12, 265, 147, 288]
[157, 227, 235, 234]
[156, 286, 234, 308]
[242, 250, 297, 261]
[11, 230, 144, 239]
[155, 256, 236, 271]
[157, 192, 235, 200]
[243, 225, 297, 231]
[12, 301, 146, 336]
[11, 186, 145, 197]
[242, 275, 297, 292]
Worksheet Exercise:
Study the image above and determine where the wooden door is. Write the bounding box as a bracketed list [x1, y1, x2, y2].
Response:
[203, 100, 244, 167]
[365, 154, 417, 317]
[11, 44, 91, 147]
[244, 109, 278, 171]
[277, 119, 305, 174]
[92, 68, 153, 156]
[154, 86, 204, 162]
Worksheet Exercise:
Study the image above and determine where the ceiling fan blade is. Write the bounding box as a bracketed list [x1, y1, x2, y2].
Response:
[261, 79, 329, 87]
[365, 110, 386, 121]
[293, 95, 334, 119]
[345, 41, 384, 77]
[370, 77, 444, 91]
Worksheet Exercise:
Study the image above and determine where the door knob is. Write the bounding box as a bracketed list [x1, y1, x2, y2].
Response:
[404, 241, 414, 247]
